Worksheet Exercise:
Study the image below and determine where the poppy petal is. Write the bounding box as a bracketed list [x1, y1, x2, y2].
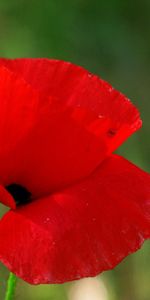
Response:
[0, 154, 150, 284]
[0, 66, 109, 196]
[0, 64, 141, 197]
[0, 58, 141, 152]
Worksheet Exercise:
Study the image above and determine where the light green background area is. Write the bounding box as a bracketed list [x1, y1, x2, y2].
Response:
[0, 0, 150, 299]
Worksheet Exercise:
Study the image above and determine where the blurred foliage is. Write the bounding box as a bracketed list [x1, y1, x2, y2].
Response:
[0, 0, 150, 299]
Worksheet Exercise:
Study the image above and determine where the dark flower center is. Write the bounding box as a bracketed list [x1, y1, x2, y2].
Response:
[5, 184, 31, 206]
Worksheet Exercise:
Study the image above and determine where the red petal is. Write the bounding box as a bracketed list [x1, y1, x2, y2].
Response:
[0, 66, 108, 197]
[0, 155, 150, 284]
[0, 63, 141, 197]
[0, 58, 141, 151]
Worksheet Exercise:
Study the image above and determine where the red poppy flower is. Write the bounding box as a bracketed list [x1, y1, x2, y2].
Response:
[0, 58, 150, 284]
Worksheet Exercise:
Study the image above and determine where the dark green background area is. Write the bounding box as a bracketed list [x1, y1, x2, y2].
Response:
[0, 1, 150, 299]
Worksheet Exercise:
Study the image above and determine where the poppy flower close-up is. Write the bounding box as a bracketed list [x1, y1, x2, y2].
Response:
[0, 58, 150, 285]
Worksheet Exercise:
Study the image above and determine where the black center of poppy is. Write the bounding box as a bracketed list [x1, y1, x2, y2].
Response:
[5, 184, 31, 206]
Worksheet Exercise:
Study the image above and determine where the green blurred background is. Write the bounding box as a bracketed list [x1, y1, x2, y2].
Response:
[0, 0, 150, 299]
